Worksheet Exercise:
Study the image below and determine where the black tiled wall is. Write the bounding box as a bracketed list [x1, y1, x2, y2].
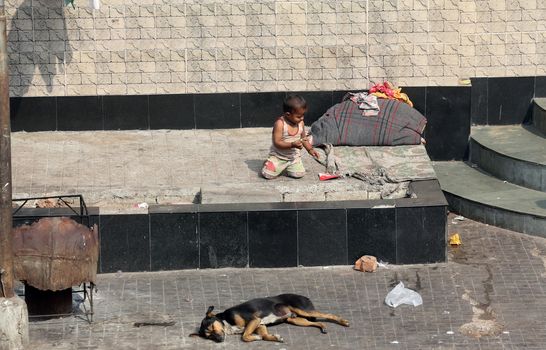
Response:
[9, 86, 473, 160]
[11, 199, 447, 273]
[99, 214, 150, 273]
[199, 211, 248, 268]
[150, 212, 198, 271]
[395, 206, 446, 264]
[347, 207, 396, 264]
[471, 76, 541, 125]
[298, 209, 347, 266]
[424, 87, 471, 161]
[103, 95, 149, 130]
[149, 94, 194, 129]
[10, 96, 56, 131]
[248, 211, 298, 268]
[241, 92, 285, 127]
[195, 93, 241, 129]
[95, 203, 447, 273]
[57, 96, 102, 131]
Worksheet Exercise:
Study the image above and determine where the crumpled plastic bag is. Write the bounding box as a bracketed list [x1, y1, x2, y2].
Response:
[384, 282, 423, 308]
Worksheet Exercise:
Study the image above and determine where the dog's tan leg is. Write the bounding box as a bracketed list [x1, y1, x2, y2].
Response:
[242, 318, 262, 342]
[256, 325, 284, 342]
[288, 307, 350, 327]
[286, 317, 327, 333]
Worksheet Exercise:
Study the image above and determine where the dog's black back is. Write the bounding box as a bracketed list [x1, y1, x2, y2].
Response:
[218, 293, 315, 324]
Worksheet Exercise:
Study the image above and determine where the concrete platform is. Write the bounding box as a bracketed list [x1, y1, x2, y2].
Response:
[11, 128, 435, 213]
[10, 129, 447, 271]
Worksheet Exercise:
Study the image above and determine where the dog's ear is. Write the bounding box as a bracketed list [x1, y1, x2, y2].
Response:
[206, 306, 215, 317]
[189, 333, 201, 338]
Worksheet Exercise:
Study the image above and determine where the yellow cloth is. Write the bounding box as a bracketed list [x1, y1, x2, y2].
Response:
[371, 90, 413, 108]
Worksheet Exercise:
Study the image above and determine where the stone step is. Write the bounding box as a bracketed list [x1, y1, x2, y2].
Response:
[470, 125, 546, 192]
[433, 161, 546, 237]
[533, 98, 546, 135]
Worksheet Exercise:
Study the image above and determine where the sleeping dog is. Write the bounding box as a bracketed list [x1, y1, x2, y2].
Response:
[190, 293, 350, 343]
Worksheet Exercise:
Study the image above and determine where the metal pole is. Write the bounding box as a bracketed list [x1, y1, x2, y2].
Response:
[0, 0, 15, 298]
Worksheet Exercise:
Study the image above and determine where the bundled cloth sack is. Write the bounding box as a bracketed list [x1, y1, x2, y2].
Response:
[310, 94, 426, 147]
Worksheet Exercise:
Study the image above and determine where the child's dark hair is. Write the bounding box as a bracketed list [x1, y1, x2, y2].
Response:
[283, 94, 307, 113]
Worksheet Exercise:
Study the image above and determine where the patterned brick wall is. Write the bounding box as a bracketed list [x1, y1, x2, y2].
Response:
[5, 0, 546, 97]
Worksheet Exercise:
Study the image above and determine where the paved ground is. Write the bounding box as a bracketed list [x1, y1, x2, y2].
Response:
[24, 214, 546, 349]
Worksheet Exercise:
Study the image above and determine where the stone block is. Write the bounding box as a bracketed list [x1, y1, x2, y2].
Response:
[201, 186, 282, 204]
[283, 191, 325, 202]
[326, 191, 368, 201]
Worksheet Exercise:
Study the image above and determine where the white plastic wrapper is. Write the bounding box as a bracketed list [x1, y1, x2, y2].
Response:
[385, 282, 423, 308]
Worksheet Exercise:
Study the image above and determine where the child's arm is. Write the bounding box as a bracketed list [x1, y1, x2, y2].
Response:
[272, 119, 301, 149]
[301, 123, 319, 159]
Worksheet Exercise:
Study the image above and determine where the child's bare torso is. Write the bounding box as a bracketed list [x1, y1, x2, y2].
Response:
[269, 116, 304, 161]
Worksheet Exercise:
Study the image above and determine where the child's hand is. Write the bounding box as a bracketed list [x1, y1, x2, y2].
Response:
[308, 148, 319, 159]
[291, 140, 303, 149]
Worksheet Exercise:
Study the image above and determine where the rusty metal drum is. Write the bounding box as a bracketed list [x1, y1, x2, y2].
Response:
[12, 217, 99, 292]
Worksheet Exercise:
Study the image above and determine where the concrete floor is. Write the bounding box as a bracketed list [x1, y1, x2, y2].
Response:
[24, 214, 546, 350]
[11, 129, 431, 213]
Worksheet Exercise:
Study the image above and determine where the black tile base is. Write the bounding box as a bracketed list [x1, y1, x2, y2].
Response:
[6, 195, 447, 274]
[10, 97, 57, 131]
[149, 94, 195, 130]
[248, 211, 297, 268]
[103, 95, 149, 130]
[487, 77, 534, 125]
[241, 92, 285, 127]
[298, 209, 347, 266]
[471, 78, 488, 125]
[100, 214, 150, 273]
[150, 213, 198, 271]
[347, 207, 396, 264]
[396, 206, 446, 264]
[425, 87, 471, 161]
[195, 93, 241, 129]
[57, 96, 102, 131]
[199, 212, 248, 268]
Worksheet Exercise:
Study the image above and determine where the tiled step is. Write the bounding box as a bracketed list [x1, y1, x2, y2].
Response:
[433, 161, 546, 237]
[533, 98, 546, 135]
[470, 125, 546, 192]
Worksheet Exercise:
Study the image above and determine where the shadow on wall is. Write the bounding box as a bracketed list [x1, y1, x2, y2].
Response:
[7, 0, 72, 96]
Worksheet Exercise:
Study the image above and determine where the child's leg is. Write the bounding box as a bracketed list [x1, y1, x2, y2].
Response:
[286, 158, 306, 178]
[261, 155, 289, 179]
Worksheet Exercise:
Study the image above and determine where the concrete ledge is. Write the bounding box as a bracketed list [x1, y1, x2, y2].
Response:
[445, 192, 546, 238]
[469, 136, 546, 192]
[125, 180, 445, 271]
[13, 181, 447, 272]
[434, 161, 546, 238]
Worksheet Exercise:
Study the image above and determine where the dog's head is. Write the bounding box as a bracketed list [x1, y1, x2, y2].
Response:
[190, 306, 225, 343]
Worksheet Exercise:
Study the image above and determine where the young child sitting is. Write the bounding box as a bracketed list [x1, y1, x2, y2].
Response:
[261, 94, 319, 180]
